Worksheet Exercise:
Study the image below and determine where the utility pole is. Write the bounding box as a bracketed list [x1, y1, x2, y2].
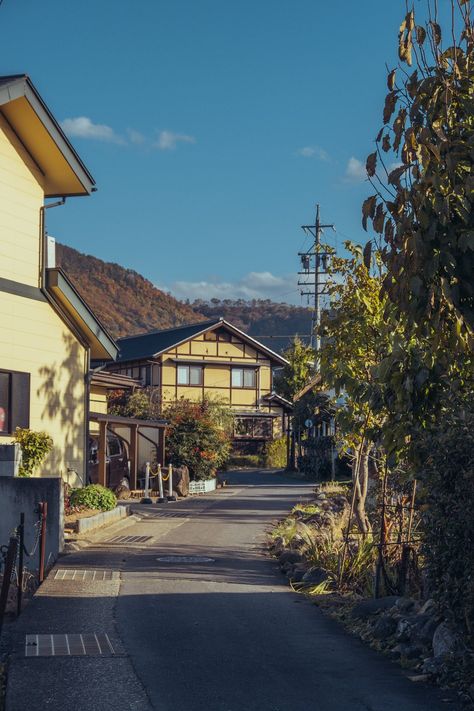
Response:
[298, 204, 335, 363]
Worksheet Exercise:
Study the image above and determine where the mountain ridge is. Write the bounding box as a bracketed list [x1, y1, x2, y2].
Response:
[57, 243, 311, 352]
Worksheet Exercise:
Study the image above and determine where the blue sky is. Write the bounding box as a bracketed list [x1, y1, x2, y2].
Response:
[0, 1, 432, 303]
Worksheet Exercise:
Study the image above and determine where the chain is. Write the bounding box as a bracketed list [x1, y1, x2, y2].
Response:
[22, 520, 42, 558]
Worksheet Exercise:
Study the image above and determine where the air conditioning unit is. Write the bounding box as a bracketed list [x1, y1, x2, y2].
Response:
[0, 444, 22, 476]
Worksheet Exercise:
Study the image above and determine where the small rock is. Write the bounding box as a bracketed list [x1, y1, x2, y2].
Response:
[279, 550, 303, 566]
[352, 596, 401, 621]
[290, 568, 306, 583]
[395, 618, 414, 642]
[372, 615, 398, 640]
[468, 683, 474, 701]
[422, 655, 447, 676]
[395, 597, 416, 613]
[400, 642, 426, 660]
[418, 616, 439, 646]
[418, 598, 437, 616]
[302, 567, 329, 586]
[432, 622, 459, 658]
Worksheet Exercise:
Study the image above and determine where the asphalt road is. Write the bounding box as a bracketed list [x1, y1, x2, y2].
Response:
[116, 470, 461, 711]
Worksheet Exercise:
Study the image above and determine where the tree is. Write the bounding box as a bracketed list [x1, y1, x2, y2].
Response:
[362, 1, 474, 462]
[274, 337, 315, 401]
[318, 243, 398, 534]
[164, 397, 232, 481]
[108, 387, 161, 420]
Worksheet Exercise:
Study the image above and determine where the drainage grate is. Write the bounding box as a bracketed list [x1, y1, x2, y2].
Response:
[25, 633, 115, 657]
[156, 555, 215, 563]
[54, 569, 119, 582]
[105, 535, 153, 544]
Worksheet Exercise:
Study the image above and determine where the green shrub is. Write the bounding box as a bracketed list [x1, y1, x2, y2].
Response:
[264, 437, 288, 468]
[165, 398, 232, 481]
[13, 428, 53, 477]
[418, 402, 474, 642]
[70, 484, 117, 512]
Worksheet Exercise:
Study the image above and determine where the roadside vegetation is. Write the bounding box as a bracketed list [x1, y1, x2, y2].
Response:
[164, 397, 233, 481]
[271, 2, 474, 702]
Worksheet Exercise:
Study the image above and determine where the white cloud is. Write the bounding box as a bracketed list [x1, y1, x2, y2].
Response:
[127, 128, 145, 145]
[344, 156, 366, 183]
[61, 116, 125, 144]
[297, 145, 329, 161]
[159, 271, 300, 303]
[155, 130, 196, 150]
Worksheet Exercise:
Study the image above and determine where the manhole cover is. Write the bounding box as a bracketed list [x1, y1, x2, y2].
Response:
[156, 555, 215, 563]
[25, 633, 115, 657]
[54, 569, 119, 581]
[105, 535, 153, 544]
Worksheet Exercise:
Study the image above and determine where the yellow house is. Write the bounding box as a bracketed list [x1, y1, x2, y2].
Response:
[0, 74, 117, 485]
[106, 318, 292, 454]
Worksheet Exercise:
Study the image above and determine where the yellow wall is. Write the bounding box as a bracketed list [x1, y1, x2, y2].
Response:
[0, 292, 87, 486]
[159, 332, 277, 414]
[0, 116, 44, 287]
[90, 385, 108, 415]
[0, 119, 88, 486]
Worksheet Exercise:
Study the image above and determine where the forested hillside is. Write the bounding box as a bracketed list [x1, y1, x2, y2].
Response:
[57, 244, 203, 338]
[57, 244, 311, 350]
[190, 299, 312, 353]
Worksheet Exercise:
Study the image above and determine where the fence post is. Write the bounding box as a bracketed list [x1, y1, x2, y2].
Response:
[141, 462, 153, 504]
[157, 464, 166, 504]
[38, 502, 48, 584]
[0, 536, 18, 638]
[17, 512, 25, 616]
[167, 464, 176, 502]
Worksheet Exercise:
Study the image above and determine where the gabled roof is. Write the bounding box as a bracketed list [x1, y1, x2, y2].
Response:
[263, 392, 294, 410]
[116, 318, 289, 366]
[0, 74, 95, 196]
[46, 268, 117, 360]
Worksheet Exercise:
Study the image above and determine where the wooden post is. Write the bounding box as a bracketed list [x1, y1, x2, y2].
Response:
[129, 424, 138, 490]
[98, 420, 107, 487]
[157, 427, 166, 467]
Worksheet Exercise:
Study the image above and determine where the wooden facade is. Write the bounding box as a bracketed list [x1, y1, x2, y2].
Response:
[107, 319, 292, 450]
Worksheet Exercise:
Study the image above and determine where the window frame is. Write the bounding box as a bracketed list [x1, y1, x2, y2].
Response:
[0, 368, 30, 435]
[231, 367, 257, 389]
[233, 416, 273, 440]
[177, 364, 203, 387]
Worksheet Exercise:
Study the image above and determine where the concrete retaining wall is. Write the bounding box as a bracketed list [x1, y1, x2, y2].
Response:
[0, 477, 63, 568]
[75, 505, 130, 533]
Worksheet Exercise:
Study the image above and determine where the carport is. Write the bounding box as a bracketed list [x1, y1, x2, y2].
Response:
[89, 413, 167, 489]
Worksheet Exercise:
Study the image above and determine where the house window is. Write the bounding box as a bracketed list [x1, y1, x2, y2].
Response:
[234, 416, 273, 440]
[139, 365, 151, 386]
[177, 365, 203, 386]
[0, 370, 30, 434]
[0, 373, 9, 433]
[152, 364, 160, 386]
[231, 368, 256, 388]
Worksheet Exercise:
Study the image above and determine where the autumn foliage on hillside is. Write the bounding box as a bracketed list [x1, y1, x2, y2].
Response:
[57, 244, 311, 350]
[57, 243, 203, 338]
[190, 299, 312, 353]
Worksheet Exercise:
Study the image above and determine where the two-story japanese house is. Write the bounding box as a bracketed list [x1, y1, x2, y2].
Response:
[106, 318, 292, 453]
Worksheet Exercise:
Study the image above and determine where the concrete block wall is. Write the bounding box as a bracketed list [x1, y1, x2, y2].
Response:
[0, 477, 64, 570]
